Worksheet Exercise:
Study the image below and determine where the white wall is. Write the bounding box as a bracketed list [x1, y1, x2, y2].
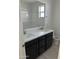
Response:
[19, 18, 26, 59]
[19, 1, 26, 59]
[45, 0, 60, 39]
[51, 0, 60, 39]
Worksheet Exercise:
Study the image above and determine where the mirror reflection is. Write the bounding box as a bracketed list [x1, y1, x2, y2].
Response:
[20, 0, 45, 30]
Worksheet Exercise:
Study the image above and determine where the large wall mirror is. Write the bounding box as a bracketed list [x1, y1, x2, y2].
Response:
[20, 0, 46, 30]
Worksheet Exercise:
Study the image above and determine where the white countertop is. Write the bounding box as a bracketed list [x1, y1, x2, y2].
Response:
[23, 29, 54, 44]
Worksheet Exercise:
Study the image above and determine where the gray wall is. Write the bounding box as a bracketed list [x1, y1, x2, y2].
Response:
[44, 0, 60, 39]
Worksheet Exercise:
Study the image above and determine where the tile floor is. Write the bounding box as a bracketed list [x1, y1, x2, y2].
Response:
[37, 41, 60, 59]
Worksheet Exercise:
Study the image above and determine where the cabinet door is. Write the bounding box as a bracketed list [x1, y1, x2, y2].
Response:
[38, 36, 46, 55]
[25, 39, 38, 59]
[28, 46, 38, 59]
[46, 32, 53, 49]
[38, 36, 46, 47]
[46, 37, 52, 49]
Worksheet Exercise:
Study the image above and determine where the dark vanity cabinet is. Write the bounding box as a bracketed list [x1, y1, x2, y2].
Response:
[25, 39, 38, 59]
[25, 32, 53, 59]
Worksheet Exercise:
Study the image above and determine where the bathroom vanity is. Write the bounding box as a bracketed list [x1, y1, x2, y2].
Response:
[23, 29, 54, 59]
